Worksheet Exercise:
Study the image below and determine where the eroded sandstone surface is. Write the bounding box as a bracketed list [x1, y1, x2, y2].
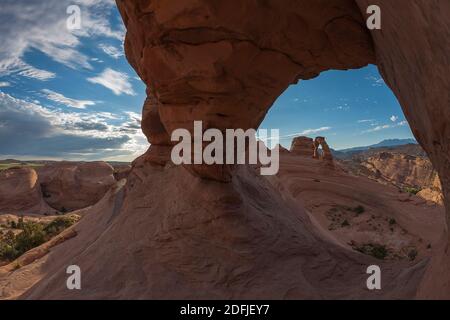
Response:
[338, 146, 444, 205]
[1, 0, 448, 299]
[37, 162, 116, 212]
[1, 160, 435, 299]
[117, 0, 449, 298]
[0, 168, 55, 215]
[290, 136, 314, 156]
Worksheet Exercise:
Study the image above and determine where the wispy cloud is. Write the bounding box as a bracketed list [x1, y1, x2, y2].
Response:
[0, 81, 10, 87]
[270, 127, 332, 141]
[99, 43, 124, 59]
[362, 120, 409, 133]
[7, 61, 56, 81]
[42, 89, 95, 109]
[0, 0, 124, 80]
[299, 127, 332, 135]
[357, 119, 375, 123]
[87, 68, 136, 96]
[365, 75, 385, 87]
[364, 124, 391, 133]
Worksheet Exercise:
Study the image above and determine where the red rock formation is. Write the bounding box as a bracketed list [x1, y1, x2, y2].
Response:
[115, 0, 450, 297]
[37, 162, 115, 212]
[113, 164, 132, 181]
[4, 0, 446, 299]
[0, 167, 54, 215]
[313, 136, 333, 161]
[353, 0, 450, 298]
[277, 144, 290, 154]
[117, 0, 374, 181]
[290, 136, 314, 156]
[3, 164, 428, 299]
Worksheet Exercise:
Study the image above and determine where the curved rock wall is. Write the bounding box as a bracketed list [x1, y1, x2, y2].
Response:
[354, 0, 450, 298]
[117, 0, 450, 297]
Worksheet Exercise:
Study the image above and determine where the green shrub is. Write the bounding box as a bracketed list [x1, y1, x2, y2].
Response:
[14, 222, 46, 256]
[44, 216, 78, 237]
[404, 187, 421, 195]
[355, 243, 388, 260]
[0, 216, 79, 262]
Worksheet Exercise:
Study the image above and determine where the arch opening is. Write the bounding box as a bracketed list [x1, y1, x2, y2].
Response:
[262, 65, 445, 264]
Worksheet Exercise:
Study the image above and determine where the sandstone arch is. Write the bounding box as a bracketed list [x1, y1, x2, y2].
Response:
[313, 137, 333, 161]
[116, 0, 450, 297]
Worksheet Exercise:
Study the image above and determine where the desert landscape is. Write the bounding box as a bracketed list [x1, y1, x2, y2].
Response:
[0, 137, 447, 299]
[0, 0, 449, 301]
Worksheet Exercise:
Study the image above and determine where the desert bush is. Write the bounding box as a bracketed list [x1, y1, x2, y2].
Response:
[355, 243, 388, 260]
[14, 222, 46, 257]
[404, 187, 421, 195]
[0, 215, 79, 262]
[44, 216, 78, 237]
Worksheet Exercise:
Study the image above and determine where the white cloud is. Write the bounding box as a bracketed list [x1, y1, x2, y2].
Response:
[0, 91, 146, 160]
[366, 75, 385, 87]
[299, 127, 332, 135]
[0, 0, 124, 80]
[42, 89, 95, 109]
[0, 82, 10, 87]
[87, 68, 136, 96]
[390, 115, 399, 122]
[269, 127, 332, 140]
[366, 124, 391, 132]
[357, 119, 374, 123]
[99, 43, 124, 59]
[363, 119, 410, 133]
[7, 60, 57, 80]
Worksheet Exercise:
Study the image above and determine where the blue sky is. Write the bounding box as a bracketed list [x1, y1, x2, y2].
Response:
[0, 0, 414, 161]
[263, 65, 414, 150]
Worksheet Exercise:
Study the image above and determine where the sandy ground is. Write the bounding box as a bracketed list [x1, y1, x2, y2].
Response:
[270, 153, 445, 261]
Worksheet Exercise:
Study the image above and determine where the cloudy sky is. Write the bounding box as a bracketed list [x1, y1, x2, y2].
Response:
[0, 0, 414, 161]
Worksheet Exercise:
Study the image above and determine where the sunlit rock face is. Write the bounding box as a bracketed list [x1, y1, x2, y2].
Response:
[117, 0, 450, 297]
[116, 0, 374, 180]
[38, 162, 116, 212]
